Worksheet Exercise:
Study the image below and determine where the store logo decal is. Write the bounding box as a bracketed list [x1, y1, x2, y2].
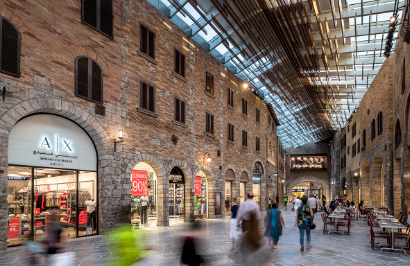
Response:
[34, 135, 77, 159]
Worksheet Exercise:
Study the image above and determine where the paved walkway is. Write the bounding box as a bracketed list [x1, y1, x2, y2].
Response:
[2, 208, 410, 265]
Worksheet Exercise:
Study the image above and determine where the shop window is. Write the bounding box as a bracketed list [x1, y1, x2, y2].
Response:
[371, 119, 376, 140]
[82, 0, 113, 38]
[352, 122, 356, 138]
[227, 88, 234, 107]
[256, 137, 260, 152]
[362, 129, 366, 147]
[140, 24, 155, 59]
[227, 123, 234, 142]
[174, 49, 185, 77]
[205, 112, 214, 134]
[174, 97, 186, 124]
[402, 58, 406, 94]
[256, 108, 260, 123]
[242, 98, 248, 115]
[377, 112, 383, 135]
[139, 81, 155, 113]
[205, 72, 214, 95]
[396, 120, 402, 148]
[0, 17, 20, 77]
[195, 172, 208, 220]
[242, 130, 248, 147]
[75, 57, 103, 103]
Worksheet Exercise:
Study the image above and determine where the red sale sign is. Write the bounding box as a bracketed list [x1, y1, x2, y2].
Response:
[195, 176, 202, 196]
[132, 170, 148, 196]
[47, 184, 50, 190]
[8, 217, 20, 239]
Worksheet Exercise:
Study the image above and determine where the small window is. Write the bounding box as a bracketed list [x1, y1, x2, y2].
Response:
[377, 112, 383, 135]
[82, 0, 113, 38]
[227, 123, 234, 142]
[205, 72, 214, 95]
[256, 108, 260, 123]
[352, 143, 356, 157]
[256, 137, 260, 152]
[242, 130, 248, 147]
[174, 49, 186, 77]
[362, 129, 367, 147]
[174, 97, 186, 124]
[242, 98, 248, 115]
[402, 58, 405, 94]
[227, 88, 234, 107]
[75, 57, 103, 103]
[205, 112, 214, 134]
[396, 120, 402, 148]
[352, 122, 356, 138]
[0, 17, 21, 77]
[357, 139, 360, 153]
[139, 81, 155, 113]
[347, 146, 350, 155]
[371, 119, 376, 140]
[140, 24, 155, 59]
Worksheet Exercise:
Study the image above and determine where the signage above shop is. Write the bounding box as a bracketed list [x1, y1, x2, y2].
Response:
[292, 189, 305, 192]
[290, 155, 326, 171]
[169, 174, 184, 184]
[8, 114, 97, 171]
[253, 176, 261, 184]
[8, 176, 30, 180]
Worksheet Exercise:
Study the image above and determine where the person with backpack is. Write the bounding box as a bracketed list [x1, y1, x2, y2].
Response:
[264, 203, 285, 250]
[297, 197, 314, 251]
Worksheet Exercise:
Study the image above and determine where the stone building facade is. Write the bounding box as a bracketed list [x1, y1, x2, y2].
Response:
[0, 0, 283, 249]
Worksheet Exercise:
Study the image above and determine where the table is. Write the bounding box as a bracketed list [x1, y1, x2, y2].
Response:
[376, 215, 396, 221]
[379, 222, 407, 253]
[327, 214, 346, 234]
[372, 209, 387, 215]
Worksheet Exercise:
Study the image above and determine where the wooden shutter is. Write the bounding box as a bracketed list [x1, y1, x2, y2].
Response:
[76, 58, 89, 98]
[181, 54, 185, 77]
[91, 60, 103, 102]
[141, 82, 148, 109]
[140, 25, 147, 54]
[148, 30, 155, 58]
[181, 100, 186, 123]
[175, 50, 180, 74]
[1, 18, 20, 76]
[83, 0, 97, 28]
[206, 113, 210, 133]
[175, 98, 180, 121]
[363, 130, 366, 147]
[100, 0, 113, 36]
[210, 114, 214, 134]
[357, 139, 360, 153]
[148, 85, 155, 112]
[210, 74, 214, 94]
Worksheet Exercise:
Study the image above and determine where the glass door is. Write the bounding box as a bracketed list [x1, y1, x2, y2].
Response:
[240, 182, 246, 203]
[225, 181, 231, 215]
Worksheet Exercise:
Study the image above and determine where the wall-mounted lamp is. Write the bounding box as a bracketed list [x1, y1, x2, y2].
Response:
[354, 172, 358, 177]
[331, 181, 334, 185]
[203, 152, 211, 163]
[243, 83, 249, 89]
[281, 179, 285, 183]
[114, 130, 125, 152]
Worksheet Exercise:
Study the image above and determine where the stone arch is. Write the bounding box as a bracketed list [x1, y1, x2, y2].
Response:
[347, 171, 353, 201]
[352, 171, 360, 205]
[240, 171, 249, 182]
[68, 45, 109, 75]
[286, 176, 329, 200]
[371, 154, 384, 207]
[225, 169, 235, 181]
[361, 161, 370, 206]
[0, 3, 30, 32]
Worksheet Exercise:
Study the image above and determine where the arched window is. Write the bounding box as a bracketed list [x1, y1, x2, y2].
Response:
[377, 112, 383, 135]
[371, 119, 376, 140]
[402, 58, 406, 94]
[396, 120, 402, 148]
[82, 0, 113, 38]
[0, 17, 21, 77]
[75, 57, 103, 103]
[362, 129, 366, 147]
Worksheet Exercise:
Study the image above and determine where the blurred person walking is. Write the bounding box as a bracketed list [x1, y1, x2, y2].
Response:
[230, 197, 241, 253]
[264, 203, 284, 250]
[42, 211, 62, 255]
[240, 212, 262, 264]
[308, 195, 317, 220]
[181, 222, 205, 266]
[297, 197, 314, 251]
[292, 196, 302, 225]
[237, 192, 261, 232]
[284, 195, 288, 210]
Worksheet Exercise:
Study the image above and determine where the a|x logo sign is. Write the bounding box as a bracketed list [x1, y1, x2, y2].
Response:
[62, 140, 72, 151]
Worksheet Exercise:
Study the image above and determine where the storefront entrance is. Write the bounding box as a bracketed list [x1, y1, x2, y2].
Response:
[131, 162, 158, 228]
[169, 167, 185, 222]
[252, 175, 261, 207]
[225, 181, 232, 215]
[240, 182, 246, 203]
[194, 171, 208, 220]
[7, 114, 98, 246]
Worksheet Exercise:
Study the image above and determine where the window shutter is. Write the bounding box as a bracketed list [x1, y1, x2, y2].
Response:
[140, 25, 147, 54]
[211, 75, 214, 94]
[181, 101, 185, 123]
[1, 18, 19, 75]
[76, 58, 89, 98]
[206, 73, 210, 92]
[100, 0, 113, 36]
[141, 82, 148, 109]
[91, 61, 102, 102]
[148, 31, 155, 58]
[175, 98, 180, 121]
[210, 114, 214, 134]
[175, 50, 180, 73]
[83, 0, 97, 28]
[206, 113, 209, 133]
[148, 85, 155, 112]
[402, 58, 406, 94]
[231, 124, 234, 142]
[181, 54, 185, 77]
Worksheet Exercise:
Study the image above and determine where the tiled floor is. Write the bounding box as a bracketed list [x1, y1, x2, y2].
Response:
[2, 208, 410, 265]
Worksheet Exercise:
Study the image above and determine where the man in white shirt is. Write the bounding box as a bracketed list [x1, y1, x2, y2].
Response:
[293, 196, 302, 224]
[236, 192, 261, 232]
[308, 195, 317, 221]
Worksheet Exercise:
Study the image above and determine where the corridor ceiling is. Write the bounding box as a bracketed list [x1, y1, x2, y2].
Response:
[148, 0, 403, 148]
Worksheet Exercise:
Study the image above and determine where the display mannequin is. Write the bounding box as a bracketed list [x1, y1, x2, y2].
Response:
[140, 196, 148, 225]
[85, 199, 96, 230]
[199, 200, 206, 216]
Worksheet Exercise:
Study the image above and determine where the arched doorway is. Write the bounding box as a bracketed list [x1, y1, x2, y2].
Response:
[240, 171, 249, 203]
[169, 167, 185, 223]
[362, 161, 370, 206]
[130, 162, 159, 227]
[287, 176, 329, 200]
[7, 114, 98, 245]
[347, 171, 353, 201]
[225, 169, 235, 214]
[252, 162, 264, 208]
[291, 181, 324, 198]
[194, 170, 208, 220]
[340, 176, 347, 197]
[371, 155, 383, 207]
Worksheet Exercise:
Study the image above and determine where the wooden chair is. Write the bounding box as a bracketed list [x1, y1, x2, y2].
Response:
[336, 216, 351, 235]
[321, 213, 334, 234]
[370, 223, 391, 250]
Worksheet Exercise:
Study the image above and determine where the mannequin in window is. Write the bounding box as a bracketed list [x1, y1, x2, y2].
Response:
[140, 196, 148, 226]
[199, 200, 206, 217]
[85, 199, 96, 230]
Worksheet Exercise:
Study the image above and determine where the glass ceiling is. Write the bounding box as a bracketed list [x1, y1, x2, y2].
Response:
[148, 0, 403, 148]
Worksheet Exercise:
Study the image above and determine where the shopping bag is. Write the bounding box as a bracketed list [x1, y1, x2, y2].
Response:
[47, 252, 76, 266]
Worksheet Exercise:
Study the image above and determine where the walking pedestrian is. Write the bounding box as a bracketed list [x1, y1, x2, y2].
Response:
[297, 197, 313, 252]
[230, 197, 241, 253]
[284, 195, 288, 210]
[321, 195, 326, 212]
[237, 192, 261, 232]
[308, 195, 317, 220]
[264, 203, 284, 250]
[293, 196, 302, 225]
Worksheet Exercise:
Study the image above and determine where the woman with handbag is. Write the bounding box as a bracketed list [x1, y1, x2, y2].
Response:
[264, 203, 285, 250]
[297, 197, 314, 251]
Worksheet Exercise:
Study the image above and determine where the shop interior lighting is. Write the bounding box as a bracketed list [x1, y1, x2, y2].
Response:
[114, 130, 125, 152]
